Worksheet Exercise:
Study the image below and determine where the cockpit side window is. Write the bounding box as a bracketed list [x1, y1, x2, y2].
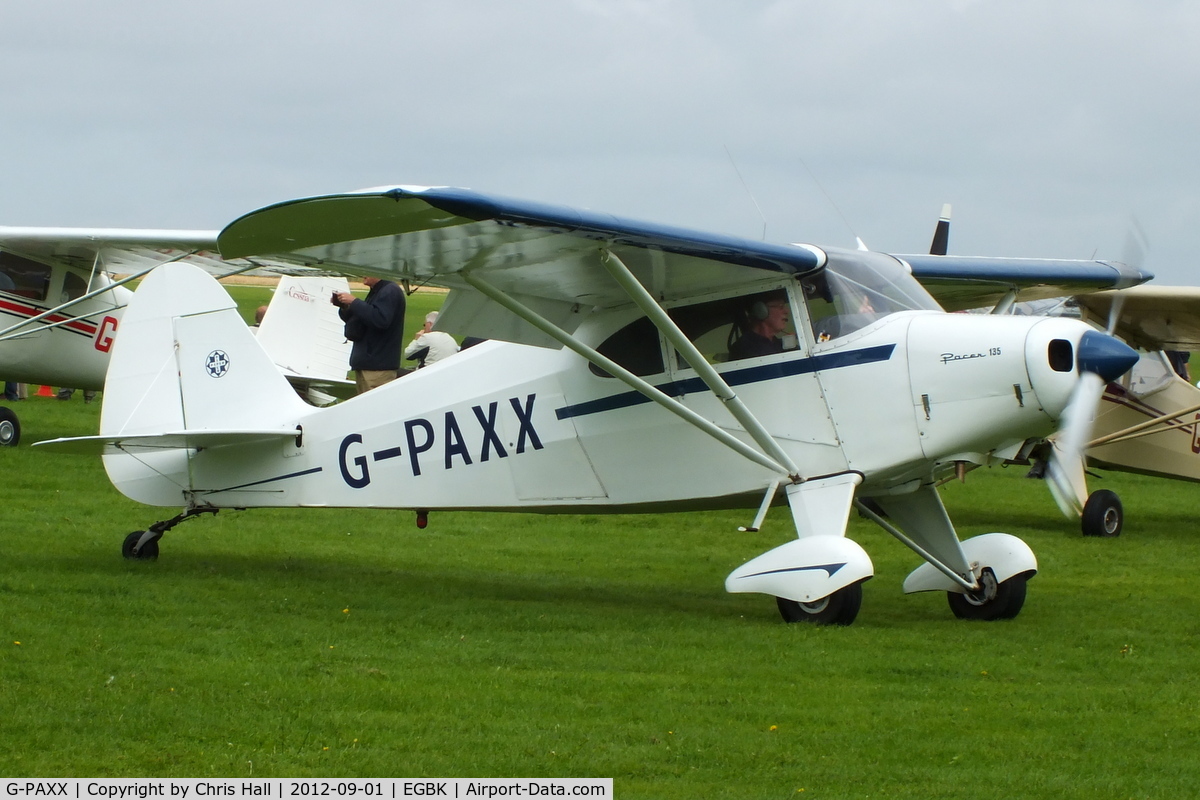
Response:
[0, 253, 52, 301]
[669, 288, 800, 367]
[588, 315, 665, 378]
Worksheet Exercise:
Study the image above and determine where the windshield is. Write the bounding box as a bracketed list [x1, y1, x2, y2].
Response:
[802, 248, 940, 343]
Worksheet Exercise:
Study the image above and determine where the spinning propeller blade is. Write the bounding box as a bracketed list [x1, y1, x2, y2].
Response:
[1046, 331, 1138, 517]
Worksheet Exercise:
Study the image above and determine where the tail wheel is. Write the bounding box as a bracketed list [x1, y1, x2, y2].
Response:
[948, 569, 1028, 621]
[0, 407, 19, 447]
[1081, 489, 1123, 537]
[776, 582, 863, 626]
[122, 531, 159, 560]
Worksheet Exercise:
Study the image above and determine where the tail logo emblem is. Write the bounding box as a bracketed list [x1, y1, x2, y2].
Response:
[205, 350, 231, 378]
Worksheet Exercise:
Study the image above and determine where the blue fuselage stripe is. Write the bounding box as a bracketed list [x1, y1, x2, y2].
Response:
[555, 344, 896, 420]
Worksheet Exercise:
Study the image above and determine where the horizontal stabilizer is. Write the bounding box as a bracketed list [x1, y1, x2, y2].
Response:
[34, 428, 301, 456]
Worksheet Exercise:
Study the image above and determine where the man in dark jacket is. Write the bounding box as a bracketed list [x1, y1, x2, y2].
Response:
[332, 277, 406, 393]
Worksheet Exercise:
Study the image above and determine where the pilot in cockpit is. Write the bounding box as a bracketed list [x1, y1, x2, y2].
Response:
[728, 290, 791, 361]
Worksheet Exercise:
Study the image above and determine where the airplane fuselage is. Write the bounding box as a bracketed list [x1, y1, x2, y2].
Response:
[104, 293, 1093, 515]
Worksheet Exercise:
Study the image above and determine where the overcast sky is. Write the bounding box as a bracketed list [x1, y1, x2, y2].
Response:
[2, 1, 1198, 283]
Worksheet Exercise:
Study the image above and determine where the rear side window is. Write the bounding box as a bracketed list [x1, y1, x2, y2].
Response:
[0, 252, 52, 301]
[589, 316, 665, 378]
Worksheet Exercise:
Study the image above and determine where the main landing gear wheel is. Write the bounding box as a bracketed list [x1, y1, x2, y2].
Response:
[0, 407, 19, 447]
[776, 582, 863, 626]
[947, 568, 1027, 621]
[122, 531, 160, 561]
[1081, 489, 1123, 537]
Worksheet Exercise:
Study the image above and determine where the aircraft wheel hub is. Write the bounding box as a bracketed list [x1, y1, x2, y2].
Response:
[962, 568, 999, 607]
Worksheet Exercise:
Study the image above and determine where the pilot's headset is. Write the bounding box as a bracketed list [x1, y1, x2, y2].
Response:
[748, 290, 787, 320]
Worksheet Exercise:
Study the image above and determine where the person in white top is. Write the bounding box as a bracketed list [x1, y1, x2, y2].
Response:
[404, 311, 459, 369]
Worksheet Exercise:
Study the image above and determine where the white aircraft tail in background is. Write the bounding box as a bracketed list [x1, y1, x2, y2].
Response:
[256, 275, 354, 403]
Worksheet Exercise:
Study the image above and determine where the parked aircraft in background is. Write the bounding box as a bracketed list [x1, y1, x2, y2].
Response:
[35, 186, 1148, 626]
[0, 230, 349, 445]
[1065, 286, 1200, 536]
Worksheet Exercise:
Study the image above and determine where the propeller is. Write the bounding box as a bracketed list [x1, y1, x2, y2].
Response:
[1046, 330, 1139, 517]
[929, 204, 951, 256]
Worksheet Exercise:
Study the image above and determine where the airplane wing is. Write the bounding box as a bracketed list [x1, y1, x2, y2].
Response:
[216, 186, 828, 347]
[1074, 285, 1200, 351]
[0, 226, 324, 279]
[900, 253, 1150, 312]
[216, 186, 1155, 345]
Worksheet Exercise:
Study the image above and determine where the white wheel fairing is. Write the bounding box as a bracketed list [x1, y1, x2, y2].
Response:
[903, 532, 1037, 594]
[726, 536, 874, 604]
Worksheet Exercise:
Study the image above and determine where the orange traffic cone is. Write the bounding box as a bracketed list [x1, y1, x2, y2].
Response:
[37, 385, 54, 397]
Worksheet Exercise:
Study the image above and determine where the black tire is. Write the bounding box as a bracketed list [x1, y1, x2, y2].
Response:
[0, 406, 19, 447]
[1081, 489, 1123, 537]
[948, 569, 1028, 621]
[776, 582, 863, 626]
[122, 530, 159, 560]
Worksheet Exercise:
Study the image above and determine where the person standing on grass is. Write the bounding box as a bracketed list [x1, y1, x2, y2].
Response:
[331, 277, 406, 394]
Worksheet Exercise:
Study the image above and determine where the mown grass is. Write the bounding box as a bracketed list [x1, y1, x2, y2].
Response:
[4, 395, 1200, 797]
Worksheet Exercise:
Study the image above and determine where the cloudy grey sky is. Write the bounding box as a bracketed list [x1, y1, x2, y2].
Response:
[2, 1, 1198, 283]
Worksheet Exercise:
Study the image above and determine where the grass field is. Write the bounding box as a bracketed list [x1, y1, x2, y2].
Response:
[3, 285, 1200, 796]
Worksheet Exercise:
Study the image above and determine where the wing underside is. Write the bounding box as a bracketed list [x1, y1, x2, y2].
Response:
[1076, 285, 1200, 350]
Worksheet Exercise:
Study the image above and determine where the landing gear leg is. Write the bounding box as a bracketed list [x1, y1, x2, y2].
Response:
[121, 506, 219, 560]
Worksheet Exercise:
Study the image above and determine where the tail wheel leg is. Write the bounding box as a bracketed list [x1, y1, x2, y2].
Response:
[120, 506, 219, 560]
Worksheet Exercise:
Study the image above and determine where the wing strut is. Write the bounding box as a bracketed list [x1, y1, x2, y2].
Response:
[600, 249, 802, 482]
[1088, 399, 1200, 448]
[460, 271, 793, 477]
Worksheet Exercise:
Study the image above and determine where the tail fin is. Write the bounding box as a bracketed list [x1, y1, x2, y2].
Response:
[255, 274, 355, 402]
[256, 274, 352, 380]
[100, 262, 310, 505]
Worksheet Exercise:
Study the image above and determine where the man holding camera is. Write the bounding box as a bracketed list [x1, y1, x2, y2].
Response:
[331, 276, 406, 394]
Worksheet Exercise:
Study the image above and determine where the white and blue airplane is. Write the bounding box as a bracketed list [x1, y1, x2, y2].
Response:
[35, 186, 1147, 625]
